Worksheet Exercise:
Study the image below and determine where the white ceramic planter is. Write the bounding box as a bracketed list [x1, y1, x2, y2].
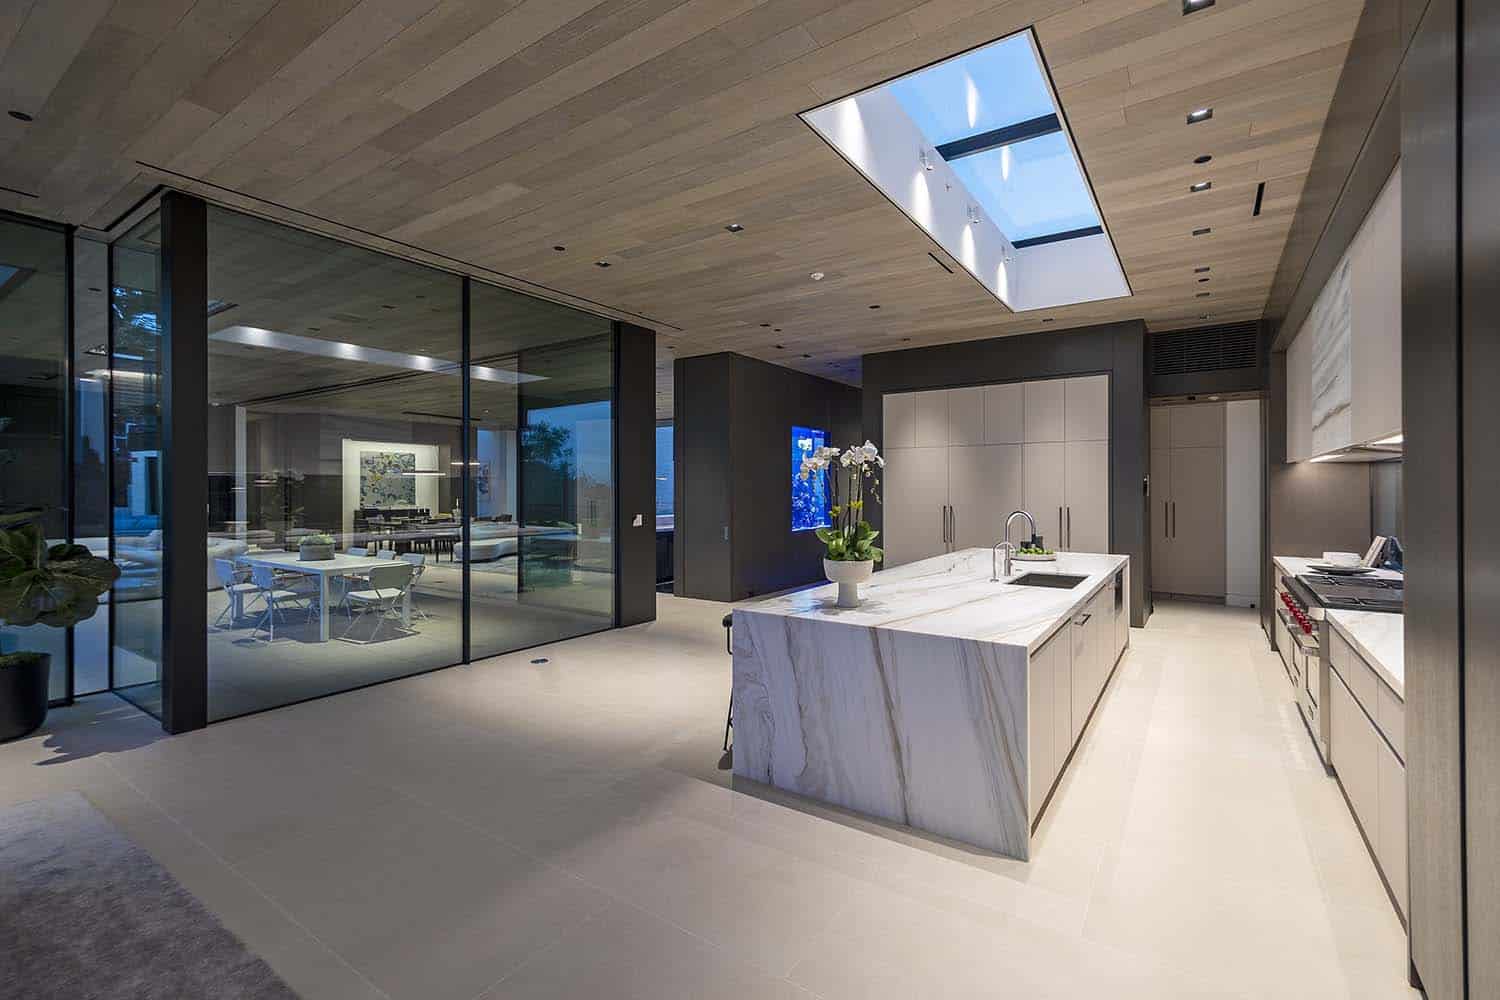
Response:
[823, 558, 874, 609]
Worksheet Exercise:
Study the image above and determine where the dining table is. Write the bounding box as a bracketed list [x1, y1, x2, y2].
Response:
[240, 551, 411, 642]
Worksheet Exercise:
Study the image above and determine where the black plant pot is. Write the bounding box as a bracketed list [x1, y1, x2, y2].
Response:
[0, 652, 50, 742]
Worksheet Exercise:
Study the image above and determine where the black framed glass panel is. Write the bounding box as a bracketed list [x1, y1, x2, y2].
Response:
[467, 282, 613, 659]
[0, 216, 70, 701]
[204, 207, 462, 721]
[72, 236, 111, 695]
[109, 212, 165, 717]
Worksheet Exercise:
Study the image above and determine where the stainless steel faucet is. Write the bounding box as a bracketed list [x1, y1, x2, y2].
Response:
[991, 510, 1038, 581]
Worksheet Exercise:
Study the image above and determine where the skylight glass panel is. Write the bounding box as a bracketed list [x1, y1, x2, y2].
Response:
[799, 27, 1129, 312]
[946, 132, 1101, 243]
[885, 33, 1054, 146]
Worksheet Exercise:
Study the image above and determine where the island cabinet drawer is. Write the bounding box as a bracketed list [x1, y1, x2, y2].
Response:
[1377, 685, 1405, 759]
[1053, 626, 1073, 779]
[1330, 628, 1379, 710]
[1069, 613, 1091, 744]
[1027, 636, 1057, 820]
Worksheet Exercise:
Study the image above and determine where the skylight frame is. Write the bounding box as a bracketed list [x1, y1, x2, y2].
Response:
[797, 26, 1131, 312]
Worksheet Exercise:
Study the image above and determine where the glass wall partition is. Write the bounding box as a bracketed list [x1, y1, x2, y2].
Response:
[204, 207, 462, 721]
[71, 236, 111, 696]
[109, 213, 165, 716]
[0, 215, 70, 702]
[467, 282, 614, 660]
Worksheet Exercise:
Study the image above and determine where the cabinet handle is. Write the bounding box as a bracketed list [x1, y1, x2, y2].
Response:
[1164, 501, 1169, 539]
[940, 505, 947, 544]
[1171, 501, 1176, 538]
[948, 506, 955, 549]
[1076, 613, 1091, 626]
[1058, 506, 1063, 548]
[1066, 506, 1071, 549]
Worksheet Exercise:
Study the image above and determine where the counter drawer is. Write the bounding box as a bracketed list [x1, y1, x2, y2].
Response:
[1330, 628, 1378, 710]
[1377, 683, 1405, 760]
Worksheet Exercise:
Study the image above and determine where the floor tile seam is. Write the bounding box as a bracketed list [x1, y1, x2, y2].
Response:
[94, 754, 396, 1000]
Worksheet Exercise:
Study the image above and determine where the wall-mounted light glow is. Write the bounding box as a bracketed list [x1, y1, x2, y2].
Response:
[919, 149, 933, 171]
[965, 74, 979, 128]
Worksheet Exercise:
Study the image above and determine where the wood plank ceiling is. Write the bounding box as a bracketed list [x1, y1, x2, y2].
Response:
[0, 0, 1364, 418]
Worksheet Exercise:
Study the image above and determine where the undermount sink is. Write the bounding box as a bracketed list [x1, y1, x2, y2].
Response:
[1008, 572, 1087, 589]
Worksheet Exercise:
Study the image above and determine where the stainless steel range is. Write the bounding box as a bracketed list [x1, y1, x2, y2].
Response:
[1280, 571, 1403, 764]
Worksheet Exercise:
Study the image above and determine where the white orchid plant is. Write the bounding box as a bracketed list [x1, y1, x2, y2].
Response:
[798, 441, 885, 563]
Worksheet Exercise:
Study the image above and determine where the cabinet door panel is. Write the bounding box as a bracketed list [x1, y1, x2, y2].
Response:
[1377, 740, 1408, 914]
[1024, 443, 1066, 553]
[1028, 639, 1054, 821]
[881, 446, 949, 567]
[883, 392, 916, 450]
[1150, 405, 1171, 451]
[1053, 627, 1072, 771]
[1168, 446, 1226, 596]
[1150, 448, 1172, 592]
[949, 444, 1024, 550]
[1064, 374, 1109, 441]
[1064, 440, 1110, 552]
[1169, 400, 1225, 447]
[948, 386, 985, 445]
[1331, 671, 1379, 852]
[983, 382, 1025, 443]
[1024, 379, 1066, 443]
[1070, 615, 1091, 743]
[912, 390, 949, 447]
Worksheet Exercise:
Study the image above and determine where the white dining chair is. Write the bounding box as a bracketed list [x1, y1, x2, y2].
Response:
[248, 565, 313, 642]
[341, 563, 415, 643]
[212, 558, 260, 627]
[399, 552, 429, 620]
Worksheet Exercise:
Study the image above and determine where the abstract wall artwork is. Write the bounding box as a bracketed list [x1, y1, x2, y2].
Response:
[360, 450, 415, 506]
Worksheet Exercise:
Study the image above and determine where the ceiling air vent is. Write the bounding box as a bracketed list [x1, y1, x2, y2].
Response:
[1151, 322, 1259, 377]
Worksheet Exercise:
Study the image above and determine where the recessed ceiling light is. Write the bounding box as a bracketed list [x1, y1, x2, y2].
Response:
[1196, 291, 1211, 298]
[552, 245, 566, 252]
[725, 223, 744, 233]
[307, 326, 321, 332]
[1199, 313, 1211, 319]
[901, 337, 912, 342]
[1041, 318, 1054, 323]
[595, 260, 611, 268]
[1190, 180, 1212, 193]
[1209, 395, 1221, 401]
[1187, 107, 1213, 124]
[87, 286, 102, 292]
[1198, 277, 1210, 283]
[774, 344, 785, 349]
[810, 271, 825, 281]
[381, 304, 395, 309]
[1194, 154, 1212, 164]
[1194, 266, 1211, 273]
[7, 110, 32, 122]
[759, 323, 771, 328]
[1182, 0, 1216, 13]
[1193, 227, 1212, 236]
[801, 353, 812, 359]
[868, 304, 880, 309]
[773, 327, 782, 332]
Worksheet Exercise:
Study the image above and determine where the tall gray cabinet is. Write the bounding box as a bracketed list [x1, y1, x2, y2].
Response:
[881, 375, 1109, 566]
[1149, 402, 1227, 599]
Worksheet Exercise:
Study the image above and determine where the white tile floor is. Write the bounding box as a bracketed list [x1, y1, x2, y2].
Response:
[0, 596, 1419, 999]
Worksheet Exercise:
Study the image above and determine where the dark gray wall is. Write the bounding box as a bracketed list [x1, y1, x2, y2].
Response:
[615, 322, 657, 627]
[673, 354, 733, 601]
[674, 352, 861, 602]
[1403, 2, 1464, 994]
[860, 320, 1150, 627]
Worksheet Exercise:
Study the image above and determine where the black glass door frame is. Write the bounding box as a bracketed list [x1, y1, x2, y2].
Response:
[131, 191, 638, 733]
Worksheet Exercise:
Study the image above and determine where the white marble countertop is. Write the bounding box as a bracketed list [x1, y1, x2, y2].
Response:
[737, 549, 1128, 652]
[1328, 610, 1404, 699]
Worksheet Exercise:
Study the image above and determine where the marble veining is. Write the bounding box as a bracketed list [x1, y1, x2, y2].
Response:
[732, 549, 1127, 858]
[1328, 610, 1404, 698]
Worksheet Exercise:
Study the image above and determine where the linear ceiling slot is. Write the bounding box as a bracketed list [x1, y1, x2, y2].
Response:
[1252, 181, 1266, 217]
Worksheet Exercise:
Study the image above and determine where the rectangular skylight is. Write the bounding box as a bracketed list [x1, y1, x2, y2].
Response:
[800, 28, 1129, 312]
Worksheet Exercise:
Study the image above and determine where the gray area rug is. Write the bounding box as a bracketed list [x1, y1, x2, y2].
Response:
[0, 793, 299, 1000]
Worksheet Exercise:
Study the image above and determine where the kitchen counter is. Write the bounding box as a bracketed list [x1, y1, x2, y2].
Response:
[1272, 554, 1404, 583]
[731, 549, 1129, 858]
[1327, 610, 1404, 698]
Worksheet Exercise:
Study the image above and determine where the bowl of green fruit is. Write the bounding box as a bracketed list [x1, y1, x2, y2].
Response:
[1013, 545, 1056, 562]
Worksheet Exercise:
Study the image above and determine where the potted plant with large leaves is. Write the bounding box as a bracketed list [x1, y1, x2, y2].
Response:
[798, 441, 885, 608]
[0, 510, 120, 741]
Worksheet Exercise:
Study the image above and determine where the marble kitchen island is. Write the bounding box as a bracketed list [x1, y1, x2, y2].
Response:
[731, 549, 1129, 859]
